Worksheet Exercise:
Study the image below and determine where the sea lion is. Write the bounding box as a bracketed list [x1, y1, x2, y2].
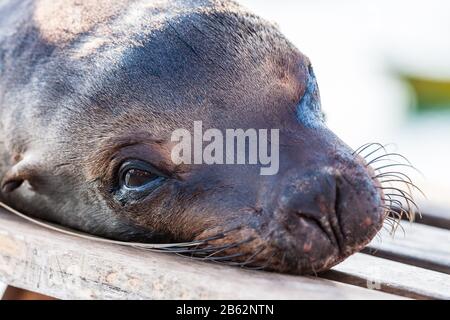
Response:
[0, 0, 386, 275]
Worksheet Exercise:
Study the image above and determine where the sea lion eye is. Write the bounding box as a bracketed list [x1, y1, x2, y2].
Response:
[119, 160, 166, 190]
[123, 168, 157, 188]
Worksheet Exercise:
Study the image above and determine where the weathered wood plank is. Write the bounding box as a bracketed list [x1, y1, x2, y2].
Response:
[416, 203, 450, 230]
[0, 209, 402, 300]
[365, 221, 450, 274]
[322, 253, 450, 300]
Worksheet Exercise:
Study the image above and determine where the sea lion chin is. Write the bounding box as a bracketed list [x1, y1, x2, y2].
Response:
[0, 0, 385, 275]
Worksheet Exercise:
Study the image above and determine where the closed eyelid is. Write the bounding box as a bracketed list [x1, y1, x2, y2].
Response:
[295, 65, 325, 129]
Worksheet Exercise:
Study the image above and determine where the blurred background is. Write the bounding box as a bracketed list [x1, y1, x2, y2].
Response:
[239, 0, 450, 209]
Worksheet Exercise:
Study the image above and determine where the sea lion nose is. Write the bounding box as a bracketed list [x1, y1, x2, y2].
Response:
[276, 166, 384, 263]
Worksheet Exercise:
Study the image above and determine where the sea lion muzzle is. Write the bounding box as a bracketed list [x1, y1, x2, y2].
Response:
[267, 156, 383, 274]
[187, 126, 384, 274]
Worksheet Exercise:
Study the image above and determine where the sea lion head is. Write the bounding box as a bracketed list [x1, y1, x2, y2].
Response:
[0, 0, 386, 274]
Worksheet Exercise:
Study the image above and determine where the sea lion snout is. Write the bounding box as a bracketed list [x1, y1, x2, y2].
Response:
[265, 158, 384, 274]
[187, 132, 385, 275]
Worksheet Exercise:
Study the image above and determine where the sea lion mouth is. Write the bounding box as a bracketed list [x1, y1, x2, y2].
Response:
[171, 143, 420, 275]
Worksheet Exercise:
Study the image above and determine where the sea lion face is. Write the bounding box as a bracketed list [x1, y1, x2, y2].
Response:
[0, 0, 384, 274]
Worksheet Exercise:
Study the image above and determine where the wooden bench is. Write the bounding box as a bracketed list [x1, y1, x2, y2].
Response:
[0, 204, 449, 300]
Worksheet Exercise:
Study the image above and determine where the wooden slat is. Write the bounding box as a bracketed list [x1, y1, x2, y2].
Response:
[322, 253, 450, 300]
[365, 221, 450, 274]
[0, 209, 402, 300]
[417, 203, 450, 230]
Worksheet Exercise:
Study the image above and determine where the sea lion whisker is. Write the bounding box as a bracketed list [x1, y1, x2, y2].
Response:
[204, 237, 256, 259]
[381, 204, 405, 215]
[381, 197, 404, 209]
[244, 264, 266, 271]
[368, 158, 409, 169]
[176, 227, 242, 251]
[379, 179, 426, 198]
[240, 245, 267, 268]
[352, 142, 376, 156]
[385, 215, 406, 236]
[134, 237, 218, 249]
[375, 232, 382, 242]
[242, 251, 277, 271]
[381, 188, 420, 213]
[383, 221, 400, 236]
[366, 152, 412, 167]
[198, 226, 243, 242]
[158, 243, 232, 255]
[375, 172, 414, 184]
[206, 252, 249, 262]
[382, 223, 394, 233]
[240, 245, 266, 268]
[193, 233, 227, 243]
[353, 142, 385, 157]
[382, 207, 403, 223]
[168, 236, 255, 260]
[361, 143, 391, 161]
[383, 217, 394, 232]
[158, 229, 249, 255]
[188, 240, 215, 257]
[383, 193, 413, 221]
[383, 192, 414, 211]
[220, 245, 266, 268]
[373, 163, 423, 177]
[379, 184, 415, 201]
[381, 203, 409, 221]
[259, 251, 278, 271]
[383, 192, 418, 221]
[185, 252, 247, 263]
[382, 212, 403, 232]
